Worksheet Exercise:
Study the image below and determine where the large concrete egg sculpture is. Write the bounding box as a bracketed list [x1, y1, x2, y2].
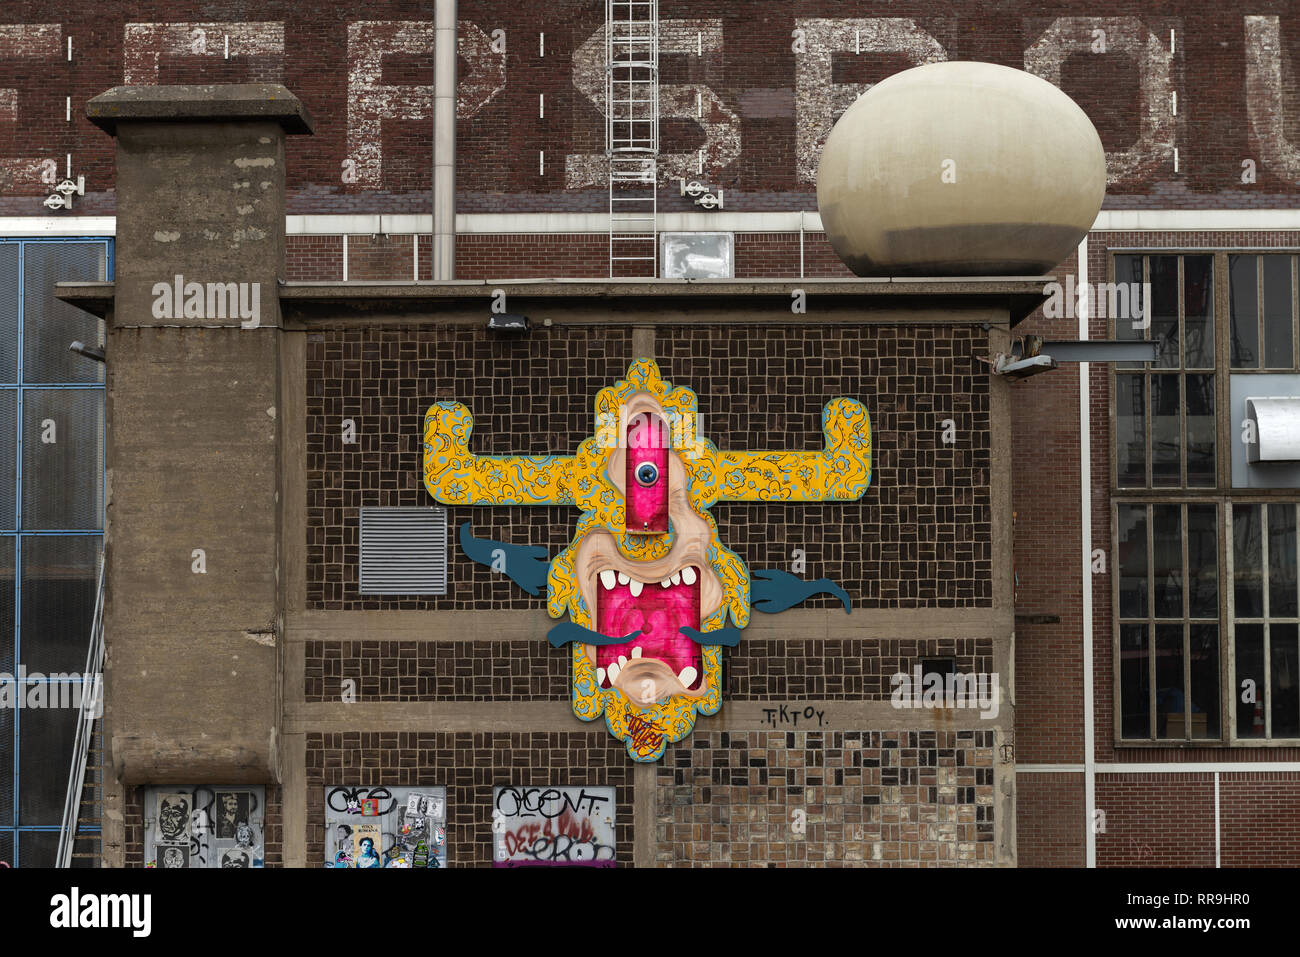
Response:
[816, 61, 1106, 276]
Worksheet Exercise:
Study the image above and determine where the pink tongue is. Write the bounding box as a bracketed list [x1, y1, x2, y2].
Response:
[595, 577, 701, 684]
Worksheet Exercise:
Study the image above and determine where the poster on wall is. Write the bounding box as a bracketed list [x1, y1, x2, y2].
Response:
[492, 786, 616, 867]
[143, 786, 266, 869]
[323, 786, 448, 868]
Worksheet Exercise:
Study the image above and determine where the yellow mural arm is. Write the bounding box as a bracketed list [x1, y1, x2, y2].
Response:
[422, 402, 576, 506]
[714, 398, 871, 502]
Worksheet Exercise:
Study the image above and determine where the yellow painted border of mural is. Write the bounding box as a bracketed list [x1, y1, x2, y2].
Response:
[422, 359, 871, 761]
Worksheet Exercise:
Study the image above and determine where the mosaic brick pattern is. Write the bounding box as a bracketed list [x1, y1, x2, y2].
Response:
[656, 731, 997, 866]
[306, 323, 993, 609]
[305, 731, 635, 867]
[304, 637, 993, 702]
[122, 786, 283, 868]
[305, 640, 571, 701]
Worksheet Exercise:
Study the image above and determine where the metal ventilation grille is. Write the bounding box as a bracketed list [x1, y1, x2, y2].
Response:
[358, 507, 447, 595]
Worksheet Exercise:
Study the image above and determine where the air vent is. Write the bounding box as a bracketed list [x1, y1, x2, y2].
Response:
[358, 506, 448, 595]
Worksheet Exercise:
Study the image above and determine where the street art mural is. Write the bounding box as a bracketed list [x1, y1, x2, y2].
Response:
[423, 359, 870, 760]
[492, 786, 615, 867]
[142, 785, 266, 868]
[324, 786, 448, 868]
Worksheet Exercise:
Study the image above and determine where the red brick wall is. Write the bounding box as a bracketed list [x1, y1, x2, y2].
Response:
[5, 3, 1300, 214]
[1016, 773, 1085, 867]
[1095, 774, 1216, 867]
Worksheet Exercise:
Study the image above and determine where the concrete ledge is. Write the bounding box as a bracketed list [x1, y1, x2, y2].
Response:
[87, 83, 313, 135]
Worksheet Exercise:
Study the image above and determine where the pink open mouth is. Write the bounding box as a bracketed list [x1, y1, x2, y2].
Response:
[594, 565, 702, 691]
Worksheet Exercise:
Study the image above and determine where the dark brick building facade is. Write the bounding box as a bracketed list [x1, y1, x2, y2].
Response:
[5, 1, 1300, 867]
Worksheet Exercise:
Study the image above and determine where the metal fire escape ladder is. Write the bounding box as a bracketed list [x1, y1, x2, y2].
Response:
[607, 0, 659, 277]
[57, 555, 104, 868]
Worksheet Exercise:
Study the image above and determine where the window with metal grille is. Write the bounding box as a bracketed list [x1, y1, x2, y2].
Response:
[0, 238, 109, 867]
[358, 506, 447, 595]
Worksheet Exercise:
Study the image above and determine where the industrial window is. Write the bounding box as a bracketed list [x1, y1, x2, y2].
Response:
[1116, 502, 1221, 740]
[1113, 254, 1216, 489]
[1230, 503, 1300, 739]
[1229, 254, 1299, 370]
[0, 238, 110, 866]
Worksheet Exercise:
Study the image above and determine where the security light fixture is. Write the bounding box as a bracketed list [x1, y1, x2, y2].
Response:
[487, 313, 530, 333]
[69, 340, 105, 363]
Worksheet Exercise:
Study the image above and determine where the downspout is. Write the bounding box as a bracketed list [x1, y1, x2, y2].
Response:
[1078, 238, 1096, 868]
[433, 0, 456, 280]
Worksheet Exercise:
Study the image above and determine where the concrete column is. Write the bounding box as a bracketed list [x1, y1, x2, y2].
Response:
[86, 84, 313, 785]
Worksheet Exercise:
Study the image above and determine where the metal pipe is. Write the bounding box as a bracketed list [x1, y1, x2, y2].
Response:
[433, 0, 457, 280]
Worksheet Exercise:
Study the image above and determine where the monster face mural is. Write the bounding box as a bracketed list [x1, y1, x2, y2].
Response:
[423, 360, 871, 760]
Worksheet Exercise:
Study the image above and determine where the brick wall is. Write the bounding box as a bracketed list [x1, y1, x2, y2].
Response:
[5, 3, 1300, 214]
[306, 322, 993, 609]
[657, 731, 996, 866]
[303, 636, 994, 702]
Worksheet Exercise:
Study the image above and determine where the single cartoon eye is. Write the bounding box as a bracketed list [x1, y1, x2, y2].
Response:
[635, 461, 659, 487]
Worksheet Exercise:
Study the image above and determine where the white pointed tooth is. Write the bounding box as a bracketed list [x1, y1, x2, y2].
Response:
[629, 579, 644, 598]
[618, 655, 628, 668]
[617, 572, 630, 586]
[671, 571, 681, 586]
[660, 577, 672, 588]
[682, 566, 697, 585]
[596, 667, 606, 686]
[607, 662, 621, 684]
[631, 646, 643, 658]
[678, 666, 698, 687]
[600, 570, 617, 591]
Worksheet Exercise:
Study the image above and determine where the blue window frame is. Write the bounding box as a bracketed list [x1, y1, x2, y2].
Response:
[0, 237, 111, 867]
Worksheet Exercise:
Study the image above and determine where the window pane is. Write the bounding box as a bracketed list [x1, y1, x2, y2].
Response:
[0, 703, 11, 822]
[18, 829, 60, 868]
[0, 389, 14, 530]
[1236, 622, 1266, 738]
[1230, 254, 1260, 369]
[21, 389, 104, 530]
[1185, 374, 1215, 487]
[1115, 255, 1145, 369]
[1151, 374, 1181, 486]
[1188, 504, 1218, 618]
[1270, 623, 1299, 738]
[19, 534, 101, 673]
[0, 244, 16, 382]
[1234, 504, 1264, 617]
[0, 536, 12, 675]
[1155, 624, 1185, 738]
[1121, 623, 1150, 738]
[1189, 624, 1220, 739]
[18, 704, 79, 824]
[1152, 505, 1183, 617]
[1118, 505, 1148, 618]
[0, 830, 10, 868]
[1269, 505, 1298, 618]
[1262, 255, 1294, 369]
[1183, 255, 1214, 367]
[1116, 374, 1145, 485]
[21, 242, 106, 385]
[1150, 256, 1180, 368]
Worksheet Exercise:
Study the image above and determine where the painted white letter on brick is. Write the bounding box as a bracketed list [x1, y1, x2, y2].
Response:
[0, 24, 61, 193]
[347, 21, 504, 189]
[566, 20, 739, 188]
[1025, 17, 1176, 186]
[794, 19, 947, 185]
[1246, 16, 1300, 183]
[123, 22, 285, 84]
